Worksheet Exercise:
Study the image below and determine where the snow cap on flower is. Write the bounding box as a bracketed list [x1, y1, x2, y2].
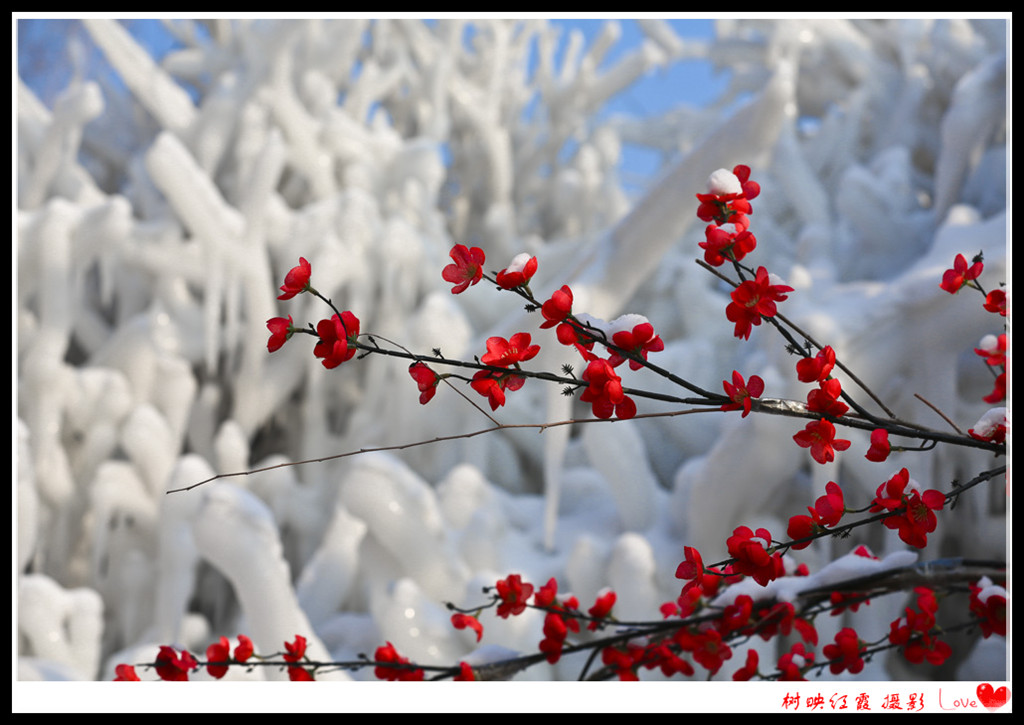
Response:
[968, 407, 1007, 443]
[495, 253, 538, 289]
[707, 168, 743, 196]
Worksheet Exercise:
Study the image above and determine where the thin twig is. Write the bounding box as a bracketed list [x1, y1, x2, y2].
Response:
[914, 393, 966, 435]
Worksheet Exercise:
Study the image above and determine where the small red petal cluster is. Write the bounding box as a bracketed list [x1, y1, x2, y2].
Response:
[968, 577, 1007, 638]
[805, 378, 849, 418]
[796, 346, 836, 383]
[721, 370, 764, 417]
[373, 641, 424, 681]
[939, 253, 983, 294]
[579, 358, 637, 420]
[408, 362, 441, 404]
[793, 419, 851, 464]
[494, 574, 534, 618]
[865, 428, 892, 462]
[278, 257, 312, 300]
[532, 577, 581, 664]
[154, 645, 198, 681]
[282, 634, 315, 681]
[443, 244, 486, 294]
[699, 225, 757, 266]
[314, 312, 360, 369]
[495, 253, 538, 290]
[822, 627, 865, 675]
[204, 635, 253, 679]
[586, 589, 617, 631]
[888, 587, 952, 666]
[469, 333, 539, 410]
[726, 266, 793, 340]
[726, 526, 785, 587]
[787, 481, 845, 548]
[983, 288, 1007, 315]
[450, 612, 483, 642]
[776, 642, 814, 681]
[870, 468, 945, 548]
[695, 165, 760, 230]
[608, 322, 665, 370]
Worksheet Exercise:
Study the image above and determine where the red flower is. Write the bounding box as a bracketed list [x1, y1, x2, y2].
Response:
[865, 428, 891, 462]
[266, 315, 294, 353]
[776, 642, 813, 681]
[983, 372, 1006, 404]
[787, 481, 845, 549]
[533, 577, 559, 608]
[313, 311, 360, 369]
[822, 628, 865, 675]
[674, 546, 705, 597]
[721, 370, 765, 417]
[695, 165, 760, 229]
[234, 635, 253, 663]
[643, 642, 694, 678]
[495, 574, 534, 618]
[601, 644, 646, 680]
[587, 590, 617, 630]
[968, 577, 1007, 638]
[732, 649, 759, 681]
[608, 320, 664, 370]
[154, 646, 198, 681]
[451, 613, 484, 642]
[870, 468, 945, 548]
[278, 257, 312, 300]
[720, 594, 754, 635]
[373, 641, 424, 681]
[699, 224, 757, 266]
[726, 266, 793, 340]
[793, 419, 851, 464]
[939, 253, 983, 294]
[539, 612, 571, 664]
[114, 663, 141, 681]
[205, 636, 232, 679]
[973, 333, 1007, 367]
[579, 358, 637, 420]
[674, 626, 732, 675]
[282, 634, 307, 663]
[968, 407, 1007, 443]
[726, 526, 785, 587]
[442, 244, 486, 294]
[470, 369, 525, 410]
[539, 285, 574, 329]
[805, 378, 849, 418]
[888, 589, 951, 666]
[408, 362, 441, 404]
[453, 661, 477, 681]
[983, 288, 1007, 316]
[795, 346, 836, 383]
[288, 666, 315, 681]
[495, 253, 538, 289]
[480, 333, 540, 368]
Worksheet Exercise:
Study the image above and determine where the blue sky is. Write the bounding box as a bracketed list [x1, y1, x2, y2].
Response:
[16, 17, 726, 189]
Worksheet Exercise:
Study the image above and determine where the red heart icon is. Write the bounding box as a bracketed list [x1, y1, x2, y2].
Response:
[977, 683, 1010, 711]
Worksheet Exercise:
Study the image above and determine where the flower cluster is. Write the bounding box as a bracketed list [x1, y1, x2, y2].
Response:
[266, 257, 362, 371]
[373, 641, 424, 681]
[725, 266, 793, 341]
[888, 587, 952, 666]
[939, 253, 984, 294]
[968, 576, 1007, 638]
[726, 526, 785, 587]
[696, 165, 760, 230]
[870, 468, 945, 548]
[787, 481, 846, 547]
